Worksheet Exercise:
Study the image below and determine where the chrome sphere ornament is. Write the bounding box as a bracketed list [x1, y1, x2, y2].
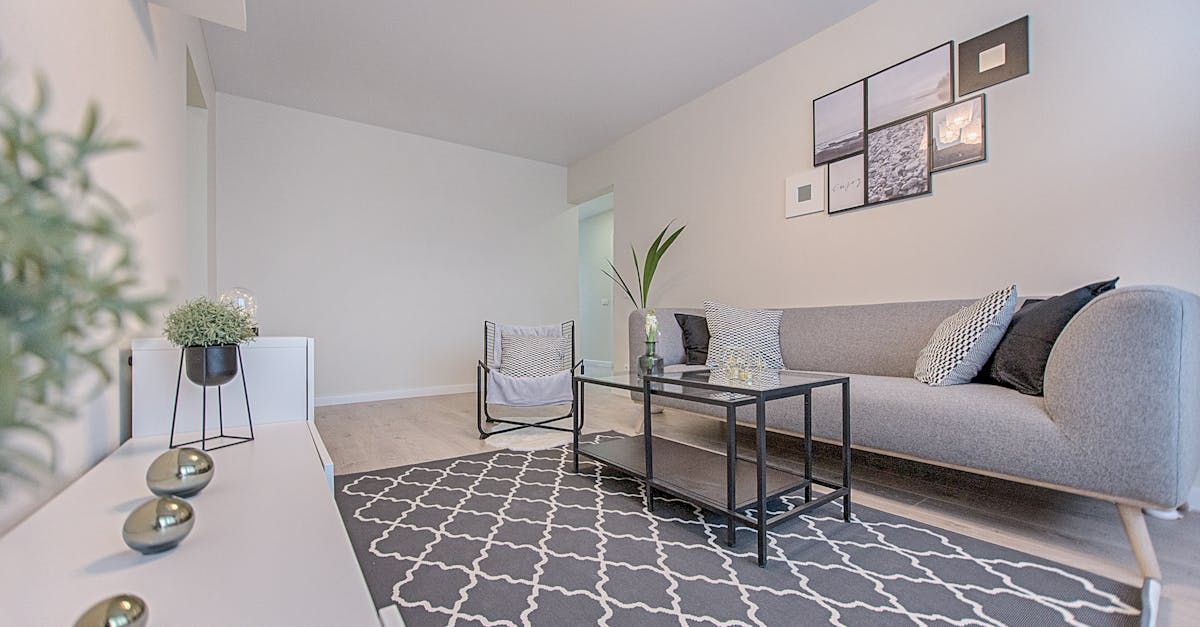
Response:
[74, 593, 148, 627]
[146, 447, 214, 497]
[122, 496, 195, 554]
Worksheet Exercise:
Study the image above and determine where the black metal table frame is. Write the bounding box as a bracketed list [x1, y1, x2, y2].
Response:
[571, 371, 851, 567]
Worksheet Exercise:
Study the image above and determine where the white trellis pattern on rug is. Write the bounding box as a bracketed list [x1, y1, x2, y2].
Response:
[335, 434, 1140, 626]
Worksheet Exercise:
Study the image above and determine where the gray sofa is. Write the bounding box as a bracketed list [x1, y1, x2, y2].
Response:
[628, 286, 1199, 588]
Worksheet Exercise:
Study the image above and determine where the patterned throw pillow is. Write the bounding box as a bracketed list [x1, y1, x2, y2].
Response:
[703, 301, 785, 370]
[498, 334, 568, 377]
[914, 285, 1018, 386]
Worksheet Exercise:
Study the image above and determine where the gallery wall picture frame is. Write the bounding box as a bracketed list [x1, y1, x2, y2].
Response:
[959, 16, 1029, 97]
[865, 114, 931, 206]
[866, 42, 954, 131]
[930, 94, 987, 172]
[827, 153, 866, 214]
[812, 80, 865, 166]
[785, 170, 826, 218]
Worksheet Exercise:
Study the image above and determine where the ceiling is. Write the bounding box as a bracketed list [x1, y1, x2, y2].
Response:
[203, 1, 874, 165]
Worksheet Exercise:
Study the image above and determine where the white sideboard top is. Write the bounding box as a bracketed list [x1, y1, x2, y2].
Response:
[0, 422, 379, 625]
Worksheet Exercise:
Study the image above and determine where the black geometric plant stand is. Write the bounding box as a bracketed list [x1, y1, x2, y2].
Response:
[169, 345, 255, 451]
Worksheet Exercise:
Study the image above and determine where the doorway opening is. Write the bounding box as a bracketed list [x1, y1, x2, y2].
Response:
[577, 192, 614, 376]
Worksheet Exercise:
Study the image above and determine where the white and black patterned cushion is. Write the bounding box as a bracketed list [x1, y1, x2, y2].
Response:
[498, 334, 569, 378]
[703, 301, 785, 370]
[914, 285, 1018, 386]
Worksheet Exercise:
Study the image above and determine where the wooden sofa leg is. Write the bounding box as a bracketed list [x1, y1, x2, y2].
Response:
[1117, 503, 1162, 626]
[1118, 503, 1162, 580]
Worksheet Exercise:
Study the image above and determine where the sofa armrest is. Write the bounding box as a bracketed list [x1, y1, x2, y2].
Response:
[1043, 286, 1200, 507]
[627, 307, 701, 370]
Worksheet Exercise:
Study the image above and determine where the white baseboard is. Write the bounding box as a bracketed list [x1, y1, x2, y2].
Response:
[315, 383, 475, 407]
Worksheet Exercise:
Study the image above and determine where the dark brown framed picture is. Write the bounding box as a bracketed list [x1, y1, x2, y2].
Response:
[866, 42, 954, 130]
[930, 94, 986, 172]
[866, 115, 930, 206]
[826, 153, 865, 214]
[959, 16, 1029, 97]
[812, 80, 864, 166]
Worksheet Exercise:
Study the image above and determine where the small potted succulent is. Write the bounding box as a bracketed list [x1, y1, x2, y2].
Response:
[163, 298, 257, 386]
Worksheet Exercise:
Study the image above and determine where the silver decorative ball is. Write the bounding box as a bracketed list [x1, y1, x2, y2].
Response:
[122, 496, 195, 554]
[74, 593, 148, 627]
[146, 447, 214, 497]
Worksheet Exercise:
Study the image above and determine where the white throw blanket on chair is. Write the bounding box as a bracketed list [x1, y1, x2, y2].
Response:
[486, 370, 573, 407]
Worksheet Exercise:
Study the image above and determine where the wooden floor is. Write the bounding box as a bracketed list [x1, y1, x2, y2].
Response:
[316, 390, 1200, 625]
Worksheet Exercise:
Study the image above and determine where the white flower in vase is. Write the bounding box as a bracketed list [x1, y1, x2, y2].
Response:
[645, 310, 659, 343]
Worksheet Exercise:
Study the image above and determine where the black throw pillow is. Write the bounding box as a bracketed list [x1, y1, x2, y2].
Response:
[984, 278, 1118, 395]
[674, 313, 710, 365]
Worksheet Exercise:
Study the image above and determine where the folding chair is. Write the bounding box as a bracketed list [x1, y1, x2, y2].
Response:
[476, 320, 583, 439]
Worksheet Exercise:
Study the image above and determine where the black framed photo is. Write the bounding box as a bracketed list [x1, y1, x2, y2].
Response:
[930, 94, 986, 172]
[866, 115, 930, 205]
[959, 16, 1029, 97]
[827, 153, 865, 214]
[812, 80, 864, 166]
[866, 42, 954, 130]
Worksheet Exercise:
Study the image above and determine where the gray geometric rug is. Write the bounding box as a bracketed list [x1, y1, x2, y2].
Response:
[335, 433, 1140, 626]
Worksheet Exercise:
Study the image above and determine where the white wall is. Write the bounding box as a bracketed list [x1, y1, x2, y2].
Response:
[0, 1, 216, 532]
[214, 94, 575, 403]
[568, 0, 1200, 373]
[578, 199, 615, 368]
[185, 105, 211, 297]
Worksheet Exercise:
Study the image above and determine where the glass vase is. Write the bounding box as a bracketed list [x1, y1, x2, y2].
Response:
[637, 340, 664, 380]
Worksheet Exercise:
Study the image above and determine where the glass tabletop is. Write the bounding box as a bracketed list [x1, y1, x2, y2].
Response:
[574, 372, 644, 390]
[576, 369, 846, 403]
[649, 368, 847, 396]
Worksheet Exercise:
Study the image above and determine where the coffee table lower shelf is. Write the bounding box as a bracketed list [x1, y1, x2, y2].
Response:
[577, 435, 846, 537]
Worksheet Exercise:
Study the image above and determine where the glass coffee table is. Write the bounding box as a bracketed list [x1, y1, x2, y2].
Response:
[571, 369, 851, 567]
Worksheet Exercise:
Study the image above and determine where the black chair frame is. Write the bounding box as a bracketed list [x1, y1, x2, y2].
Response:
[476, 320, 583, 439]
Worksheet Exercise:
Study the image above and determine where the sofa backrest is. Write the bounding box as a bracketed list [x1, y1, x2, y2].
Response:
[631, 298, 1033, 377]
[778, 300, 972, 377]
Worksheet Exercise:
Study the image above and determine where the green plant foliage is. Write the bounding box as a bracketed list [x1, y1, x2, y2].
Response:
[602, 221, 686, 309]
[1, 76, 159, 492]
[163, 298, 256, 348]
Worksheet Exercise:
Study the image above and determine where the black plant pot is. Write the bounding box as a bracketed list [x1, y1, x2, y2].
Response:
[184, 345, 239, 387]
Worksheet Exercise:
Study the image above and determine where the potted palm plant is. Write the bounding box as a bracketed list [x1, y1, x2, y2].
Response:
[163, 298, 256, 386]
[602, 221, 685, 377]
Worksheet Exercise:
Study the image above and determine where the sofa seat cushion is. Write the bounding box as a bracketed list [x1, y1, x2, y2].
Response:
[653, 373, 1119, 498]
[799, 374, 1058, 473]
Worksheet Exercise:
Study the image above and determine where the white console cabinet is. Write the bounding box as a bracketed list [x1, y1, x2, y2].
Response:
[131, 337, 314, 437]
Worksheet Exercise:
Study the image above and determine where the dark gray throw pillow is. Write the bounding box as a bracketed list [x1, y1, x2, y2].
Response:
[674, 313, 710, 365]
[984, 278, 1118, 395]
